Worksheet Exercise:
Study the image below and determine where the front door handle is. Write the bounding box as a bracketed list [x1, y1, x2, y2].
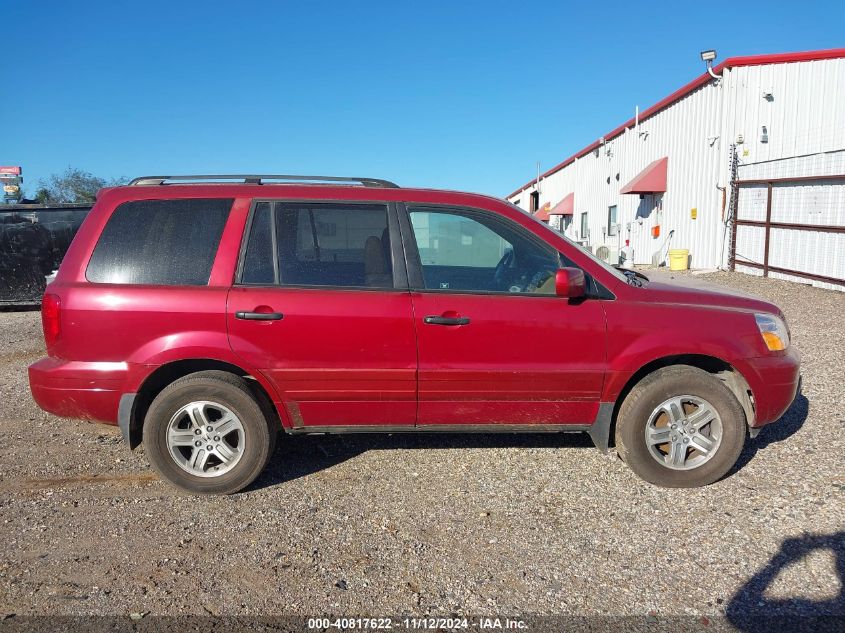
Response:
[424, 315, 470, 326]
[235, 311, 284, 321]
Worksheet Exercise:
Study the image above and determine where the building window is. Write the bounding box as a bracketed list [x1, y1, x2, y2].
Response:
[607, 205, 618, 236]
[580, 212, 589, 241]
[529, 191, 539, 213]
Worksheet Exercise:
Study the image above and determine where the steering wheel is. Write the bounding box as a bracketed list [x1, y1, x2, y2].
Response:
[493, 249, 514, 286]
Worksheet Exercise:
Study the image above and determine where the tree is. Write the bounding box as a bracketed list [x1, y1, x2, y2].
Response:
[35, 167, 126, 204]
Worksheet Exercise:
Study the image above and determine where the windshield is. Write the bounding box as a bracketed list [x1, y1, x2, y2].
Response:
[507, 202, 630, 284]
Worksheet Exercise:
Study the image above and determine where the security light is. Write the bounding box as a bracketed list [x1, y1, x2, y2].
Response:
[700, 49, 720, 81]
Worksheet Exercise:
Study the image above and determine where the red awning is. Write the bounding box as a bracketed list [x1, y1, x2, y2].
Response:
[534, 202, 552, 221]
[548, 192, 574, 215]
[620, 157, 668, 194]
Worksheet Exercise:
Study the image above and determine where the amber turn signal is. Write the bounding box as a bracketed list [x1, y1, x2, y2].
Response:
[761, 331, 786, 351]
[755, 313, 789, 352]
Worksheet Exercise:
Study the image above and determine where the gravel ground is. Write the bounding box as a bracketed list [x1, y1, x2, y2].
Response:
[0, 272, 843, 628]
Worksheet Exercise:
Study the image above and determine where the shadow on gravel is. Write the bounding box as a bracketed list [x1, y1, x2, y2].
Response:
[731, 392, 809, 475]
[253, 391, 809, 489]
[726, 531, 845, 632]
[252, 431, 594, 490]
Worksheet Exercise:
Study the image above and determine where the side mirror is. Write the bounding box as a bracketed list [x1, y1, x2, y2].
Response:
[555, 267, 586, 298]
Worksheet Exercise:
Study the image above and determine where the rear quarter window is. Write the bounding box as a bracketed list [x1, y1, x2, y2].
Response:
[86, 198, 233, 285]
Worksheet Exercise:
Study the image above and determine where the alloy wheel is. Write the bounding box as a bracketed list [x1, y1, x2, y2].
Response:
[644, 395, 723, 471]
[166, 401, 245, 477]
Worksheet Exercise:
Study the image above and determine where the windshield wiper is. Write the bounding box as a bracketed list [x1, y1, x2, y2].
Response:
[614, 266, 648, 287]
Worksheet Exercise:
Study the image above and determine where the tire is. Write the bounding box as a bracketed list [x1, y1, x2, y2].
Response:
[144, 371, 277, 495]
[615, 365, 746, 487]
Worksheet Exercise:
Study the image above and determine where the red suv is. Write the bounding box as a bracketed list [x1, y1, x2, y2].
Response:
[28, 175, 800, 494]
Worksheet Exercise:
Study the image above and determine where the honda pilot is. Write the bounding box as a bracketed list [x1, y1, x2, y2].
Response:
[28, 175, 801, 494]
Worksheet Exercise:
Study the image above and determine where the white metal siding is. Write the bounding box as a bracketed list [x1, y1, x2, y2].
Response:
[725, 59, 845, 165]
[509, 56, 845, 289]
[513, 81, 725, 267]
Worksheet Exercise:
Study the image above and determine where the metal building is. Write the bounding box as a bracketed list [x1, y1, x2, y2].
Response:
[507, 48, 845, 290]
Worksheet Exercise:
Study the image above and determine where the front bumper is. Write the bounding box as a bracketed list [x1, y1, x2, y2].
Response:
[734, 345, 801, 428]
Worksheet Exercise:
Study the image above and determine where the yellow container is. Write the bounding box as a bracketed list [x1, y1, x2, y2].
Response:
[668, 249, 690, 271]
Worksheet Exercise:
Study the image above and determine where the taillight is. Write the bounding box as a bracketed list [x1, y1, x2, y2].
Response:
[42, 293, 61, 348]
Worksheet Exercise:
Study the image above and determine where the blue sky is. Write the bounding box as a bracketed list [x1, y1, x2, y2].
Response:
[3, 0, 843, 198]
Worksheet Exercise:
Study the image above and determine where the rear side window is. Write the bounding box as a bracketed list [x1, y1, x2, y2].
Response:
[239, 202, 393, 288]
[240, 202, 274, 285]
[86, 198, 232, 285]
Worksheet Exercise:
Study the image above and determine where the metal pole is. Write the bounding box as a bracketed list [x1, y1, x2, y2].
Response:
[763, 183, 773, 277]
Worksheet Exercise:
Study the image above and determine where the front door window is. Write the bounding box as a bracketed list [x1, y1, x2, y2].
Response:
[409, 208, 559, 295]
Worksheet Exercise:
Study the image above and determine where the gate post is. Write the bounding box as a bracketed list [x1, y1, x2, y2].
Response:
[762, 183, 773, 277]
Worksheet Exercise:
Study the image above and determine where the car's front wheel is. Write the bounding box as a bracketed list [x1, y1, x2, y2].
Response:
[144, 371, 276, 494]
[615, 365, 746, 487]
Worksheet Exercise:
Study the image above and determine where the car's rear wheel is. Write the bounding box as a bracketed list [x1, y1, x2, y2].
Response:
[144, 371, 276, 494]
[615, 365, 746, 487]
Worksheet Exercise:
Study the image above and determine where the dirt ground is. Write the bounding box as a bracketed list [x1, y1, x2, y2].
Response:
[0, 271, 843, 629]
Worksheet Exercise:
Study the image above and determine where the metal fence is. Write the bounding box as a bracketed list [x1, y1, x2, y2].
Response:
[0, 204, 92, 305]
[730, 174, 845, 290]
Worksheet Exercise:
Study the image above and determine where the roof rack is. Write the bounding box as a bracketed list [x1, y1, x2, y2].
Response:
[127, 174, 399, 188]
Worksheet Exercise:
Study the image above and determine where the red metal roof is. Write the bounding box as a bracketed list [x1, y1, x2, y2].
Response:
[620, 157, 667, 194]
[549, 192, 575, 215]
[506, 47, 845, 199]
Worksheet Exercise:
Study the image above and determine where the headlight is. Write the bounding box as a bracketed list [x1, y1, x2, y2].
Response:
[755, 313, 790, 351]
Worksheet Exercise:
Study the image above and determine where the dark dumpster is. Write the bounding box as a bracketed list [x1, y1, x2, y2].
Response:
[0, 204, 92, 306]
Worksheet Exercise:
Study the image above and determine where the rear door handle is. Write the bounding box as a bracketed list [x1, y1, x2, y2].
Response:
[235, 311, 284, 321]
[424, 315, 470, 326]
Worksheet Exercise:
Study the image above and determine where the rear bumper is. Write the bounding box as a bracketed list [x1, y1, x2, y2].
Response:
[735, 346, 801, 428]
[28, 357, 143, 424]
